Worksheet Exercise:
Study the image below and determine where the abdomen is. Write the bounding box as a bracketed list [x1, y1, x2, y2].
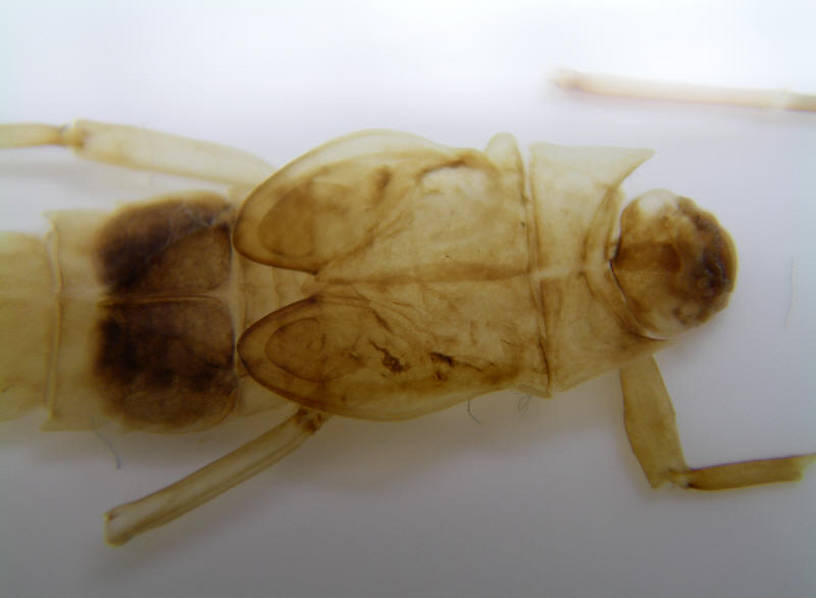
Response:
[0, 191, 308, 432]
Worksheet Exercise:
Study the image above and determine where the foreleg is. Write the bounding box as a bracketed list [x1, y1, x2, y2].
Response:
[620, 356, 815, 490]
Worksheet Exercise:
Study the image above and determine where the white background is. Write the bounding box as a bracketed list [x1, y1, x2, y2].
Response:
[1, 1, 815, 597]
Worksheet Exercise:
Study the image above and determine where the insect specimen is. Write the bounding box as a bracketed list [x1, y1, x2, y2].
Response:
[1, 120, 813, 545]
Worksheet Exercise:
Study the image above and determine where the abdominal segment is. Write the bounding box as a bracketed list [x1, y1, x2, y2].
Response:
[0, 233, 53, 420]
[0, 192, 303, 432]
[93, 298, 237, 430]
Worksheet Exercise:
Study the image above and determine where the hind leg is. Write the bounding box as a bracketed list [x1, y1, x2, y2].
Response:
[0, 120, 274, 186]
[620, 356, 815, 490]
[104, 407, 330, 546]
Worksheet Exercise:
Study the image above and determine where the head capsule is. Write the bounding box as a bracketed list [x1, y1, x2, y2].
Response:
[611, 190, 737, 338]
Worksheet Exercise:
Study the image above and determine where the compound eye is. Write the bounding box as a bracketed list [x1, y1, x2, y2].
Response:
[611, 190, 737, 337]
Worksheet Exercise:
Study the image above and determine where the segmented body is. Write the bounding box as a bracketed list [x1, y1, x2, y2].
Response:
[7, 123, 814, 548]
[2, 130, 730, 432]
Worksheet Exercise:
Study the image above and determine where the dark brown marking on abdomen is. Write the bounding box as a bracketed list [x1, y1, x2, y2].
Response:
[95, 298, 237, 429]
[94, 193, 233, 295]
[90, 193, 240, 430]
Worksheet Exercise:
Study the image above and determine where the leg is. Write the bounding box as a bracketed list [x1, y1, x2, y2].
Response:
[620, 356, 815, 490]
[0, 120, 274, 186]
[553, 70, 816, 112]
[104, 407, 329, 546]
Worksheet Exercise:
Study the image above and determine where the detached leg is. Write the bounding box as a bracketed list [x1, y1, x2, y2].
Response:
[104, 408, 329, 546]
[0, 120, 274, 185]
[620, 356, 815, 490]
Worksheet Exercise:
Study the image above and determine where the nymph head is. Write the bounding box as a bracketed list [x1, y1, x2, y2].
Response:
[611, 190, 737, 338]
